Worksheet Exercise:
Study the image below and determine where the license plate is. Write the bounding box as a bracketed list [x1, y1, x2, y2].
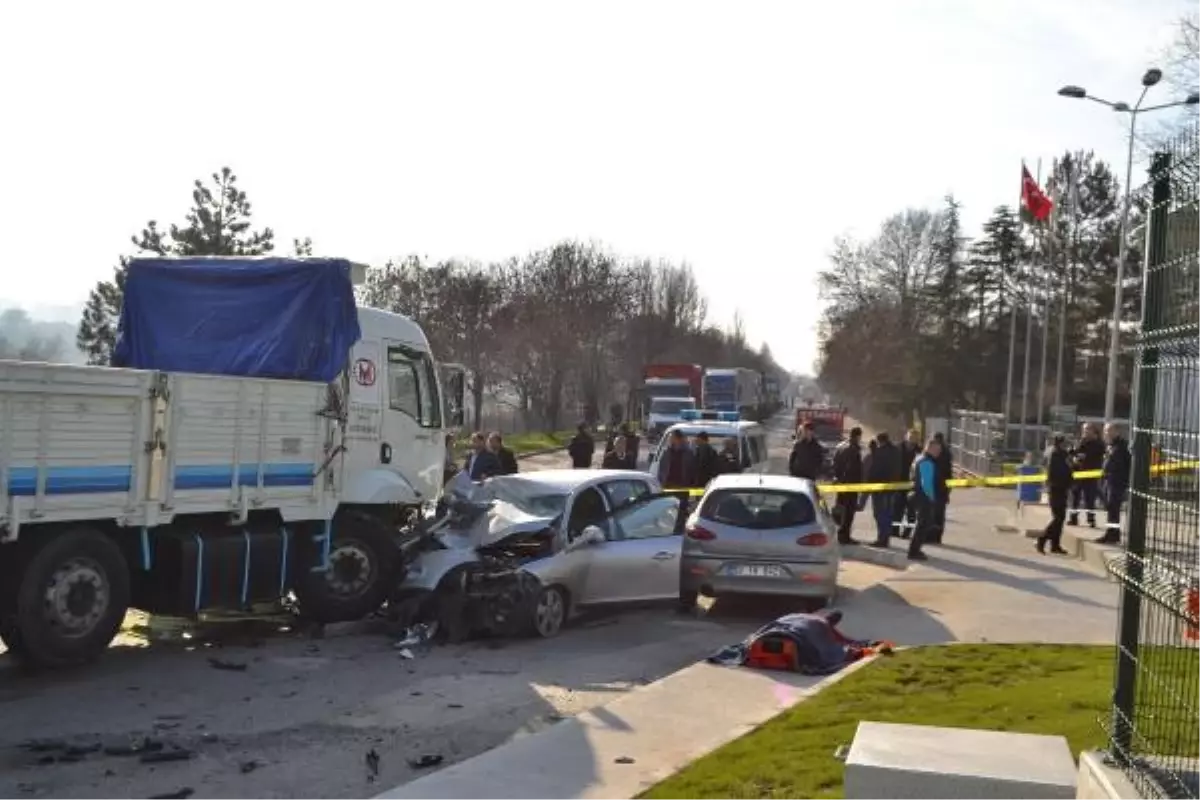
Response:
[731, 564, 787, 578]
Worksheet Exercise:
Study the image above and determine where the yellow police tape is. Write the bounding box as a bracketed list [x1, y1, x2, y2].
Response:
[662, 460, 1200, 497]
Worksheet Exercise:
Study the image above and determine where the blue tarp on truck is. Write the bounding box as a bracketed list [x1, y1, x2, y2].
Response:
[112, 257, 362, 382]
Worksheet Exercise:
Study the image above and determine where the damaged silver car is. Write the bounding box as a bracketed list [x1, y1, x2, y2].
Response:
[391, 470, 688, 641]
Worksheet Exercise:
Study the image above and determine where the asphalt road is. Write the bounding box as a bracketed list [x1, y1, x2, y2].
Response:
[0, 412, 1119, 798]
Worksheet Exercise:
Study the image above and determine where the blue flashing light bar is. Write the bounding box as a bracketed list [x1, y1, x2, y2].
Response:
[680, 409, 740, 422]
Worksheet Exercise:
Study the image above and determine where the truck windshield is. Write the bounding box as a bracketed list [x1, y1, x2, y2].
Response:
[645, 383, 692, 400]
[650, 398, 695, 414]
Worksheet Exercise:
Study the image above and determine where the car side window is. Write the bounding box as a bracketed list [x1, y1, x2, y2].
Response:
[610, 495, 681, 542]
[566, 486, 608, 541]
[601, 479, 651, 511]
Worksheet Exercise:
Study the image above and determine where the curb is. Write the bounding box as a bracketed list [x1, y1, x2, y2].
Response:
[842, 544, 909, 569]
[516, 445, 567, 460]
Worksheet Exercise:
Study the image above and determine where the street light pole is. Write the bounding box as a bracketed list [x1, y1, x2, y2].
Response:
[1056, 71, 1198, 421]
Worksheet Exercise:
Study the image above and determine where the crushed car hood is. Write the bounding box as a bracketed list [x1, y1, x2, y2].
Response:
[439, 482, 559, 549]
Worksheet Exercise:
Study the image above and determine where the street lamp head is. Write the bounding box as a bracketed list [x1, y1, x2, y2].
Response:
[1112, 102, 1131, 112]
[1187, 92, 1200, 105]
[1142, 68, 1162, 87]
[1058, 85, 1087, 99]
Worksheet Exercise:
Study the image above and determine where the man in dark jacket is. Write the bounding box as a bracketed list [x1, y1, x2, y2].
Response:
[1038, 435, 1073, 555]
[621, 424, 640, 469]
[867, 432, 902, 548]
[488, 432, 519, 476]
[1098, 423, 1131, 544]
[893, 428, 922, 540]
[656, 430, 697, 489]
[832, 427, 864, 545]
[907, 438, 941, 561]
[602, 436, 630, 469]
[789, 422, 825, 481]
[1068, 423, 1105, 527]
[693, 432, 722, 488]
[930, 431, 952, 544]
[567, 423, 595, 469]
[465, 431, 502, 481]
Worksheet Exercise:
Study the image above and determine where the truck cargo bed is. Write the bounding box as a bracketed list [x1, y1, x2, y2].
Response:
[0, 360, 340, 540]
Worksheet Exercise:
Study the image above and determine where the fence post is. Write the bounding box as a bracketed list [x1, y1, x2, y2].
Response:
[1109, 151, 1170, 768]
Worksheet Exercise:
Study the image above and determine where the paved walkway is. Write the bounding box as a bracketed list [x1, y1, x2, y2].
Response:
[377, 486, 1119, 799]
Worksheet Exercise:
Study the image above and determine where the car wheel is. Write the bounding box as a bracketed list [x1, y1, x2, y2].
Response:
[530, 586, 567, 638]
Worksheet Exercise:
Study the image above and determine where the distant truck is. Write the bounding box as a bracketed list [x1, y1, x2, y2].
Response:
[639, 364, 703, 436]
[704, 368, 760, 417]
[0, 257, 465, 669]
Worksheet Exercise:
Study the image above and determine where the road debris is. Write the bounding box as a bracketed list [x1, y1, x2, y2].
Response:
[365, 748, 381, 781]
[614, 756, 635, 764]
[394, 621, 438, 650]
[147, 788, 194, 799]
[397, 648, 415, 660]
[239, 759, 261, 774]
[207, 657, 248, 672]
[140, 748, 193, 764]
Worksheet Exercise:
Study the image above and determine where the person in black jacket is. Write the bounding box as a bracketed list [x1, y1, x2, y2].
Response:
[567, 423, 595, 469]
[1068, 423, 1104, 527]
[1099, 423, 1132, 544]
[465, 432, 502, 481]
[893, 428, 922, 540]
[621, 424, 640, 469]
[867, 432, 902, 548]
[789, 422, 825, 480]
[832, 427, 864, 545]
[602, 436, 629, 469]
[930, 431, 953, 544]
[693, 432, 722, 488]
[488, 432, 519, 476]
[1038, 435, 1073, 554]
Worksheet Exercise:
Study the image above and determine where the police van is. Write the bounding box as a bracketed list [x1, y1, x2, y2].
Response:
[646, 410, 771, 476]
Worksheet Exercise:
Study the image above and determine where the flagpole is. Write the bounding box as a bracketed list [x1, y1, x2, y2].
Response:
[1003, 168, 1021, 450]
[1053, 153, 1078, 413]
[1018, 159, 1041, 453]
[1036, 169, 1056, 429]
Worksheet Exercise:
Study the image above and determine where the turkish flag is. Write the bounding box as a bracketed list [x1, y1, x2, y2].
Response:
[1021, 165, 1054, 222]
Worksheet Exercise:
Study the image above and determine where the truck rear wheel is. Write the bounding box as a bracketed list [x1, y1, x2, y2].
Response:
[9, 528, 131, 669]
[295, 511, 398, 623]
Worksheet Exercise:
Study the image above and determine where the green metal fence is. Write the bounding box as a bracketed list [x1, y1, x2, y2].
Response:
[1104, 128, 1199, 800]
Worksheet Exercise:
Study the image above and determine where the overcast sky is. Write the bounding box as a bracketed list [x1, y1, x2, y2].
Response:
[0, 0, 1190, 372]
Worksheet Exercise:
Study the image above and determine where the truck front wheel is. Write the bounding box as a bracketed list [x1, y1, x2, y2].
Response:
[295, 511, 398, 623]
[8, 528, 131, 669]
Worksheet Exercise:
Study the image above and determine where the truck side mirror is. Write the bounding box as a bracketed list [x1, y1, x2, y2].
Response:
[440, 364, 466, 428]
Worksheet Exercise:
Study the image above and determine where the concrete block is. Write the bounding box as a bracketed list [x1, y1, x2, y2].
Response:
[1075, 751, 1140, 799]
[842, 544, 909, 569]
[844, 721, 1077, 799]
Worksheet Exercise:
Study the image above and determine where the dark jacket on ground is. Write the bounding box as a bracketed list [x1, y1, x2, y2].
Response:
[789, 438, 825, 480]
[495, 446, 519, 476]
[695, 442, 722, 487]
[867, 441, 902, 483]
[832, 440, 863, 484]
[1103, 437, 1132, 494]
[1071, 437, 1105, 474]
[466, 449, 502, 481]
[1046, 446, 1073, 493]
[567, 432, 596, 469]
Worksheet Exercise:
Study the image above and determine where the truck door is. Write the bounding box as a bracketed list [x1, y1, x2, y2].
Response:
[378, 341, 446, 502]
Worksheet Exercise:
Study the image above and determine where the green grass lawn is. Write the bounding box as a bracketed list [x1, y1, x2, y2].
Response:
[451, 429, 578, 460]
[642, 644, 1121, 800]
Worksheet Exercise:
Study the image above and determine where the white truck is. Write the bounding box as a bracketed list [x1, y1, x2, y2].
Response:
[0, 257, 464, 668]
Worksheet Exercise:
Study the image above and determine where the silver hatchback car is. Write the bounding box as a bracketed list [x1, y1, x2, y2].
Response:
[679, 473, 840, 608]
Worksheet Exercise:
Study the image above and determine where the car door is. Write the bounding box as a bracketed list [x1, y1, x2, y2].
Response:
[579, 493, 683, 605]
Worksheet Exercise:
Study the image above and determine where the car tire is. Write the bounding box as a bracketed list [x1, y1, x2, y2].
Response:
[295, 511, 398, 624]
[10, 528, 131, 669]
[530, 586, 568, 639]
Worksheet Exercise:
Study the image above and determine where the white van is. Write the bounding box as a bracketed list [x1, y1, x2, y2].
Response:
[647, 412, 771, 479]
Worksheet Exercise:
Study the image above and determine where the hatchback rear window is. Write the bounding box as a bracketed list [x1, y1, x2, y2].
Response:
[699, 489, 816, 529]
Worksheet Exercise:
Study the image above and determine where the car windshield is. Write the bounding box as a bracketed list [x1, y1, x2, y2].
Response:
[480, 477, 569, 518]
[650, 398, 695, 414]
[700, 489, 816, 529]
[659, 433, 737, 456]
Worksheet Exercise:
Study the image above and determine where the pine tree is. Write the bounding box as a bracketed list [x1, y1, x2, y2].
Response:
[77, 168, 275, 364]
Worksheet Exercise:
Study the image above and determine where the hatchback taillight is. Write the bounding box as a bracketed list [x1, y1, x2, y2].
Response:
[796, 532, 829, 546]
[686, 525, 717, 541]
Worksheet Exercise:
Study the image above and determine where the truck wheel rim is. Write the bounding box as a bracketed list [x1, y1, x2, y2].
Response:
[535, 589, 564, 636]
[327, 543, 373, 598]
[43, 558, 108, 638]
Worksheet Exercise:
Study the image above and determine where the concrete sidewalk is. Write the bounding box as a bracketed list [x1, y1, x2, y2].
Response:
[375, 657, 877, 800]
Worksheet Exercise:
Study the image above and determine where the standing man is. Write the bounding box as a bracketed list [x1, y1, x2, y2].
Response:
[602, 436, 629, 469]
[930, 431, 953, 544]
[867, 432, 902, 548]
[788, 422, 825, 481]
[907, 437, 942, 561]
[1068, 423, 1104, 527]
[488, 431, 519, 476]
[693, 432, 721, 488]
[832, 426, 864, 545]
[1038, 435, 1073, 555]
[466, 431, 502, 481]
[567, 423, 595, 470]
[718, 437, 742, 474]
[622, 423, 641, 469]
[893, 428, 922, 540]
[1098, 423, 1131, 545]
[656, 429, 697, 489]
